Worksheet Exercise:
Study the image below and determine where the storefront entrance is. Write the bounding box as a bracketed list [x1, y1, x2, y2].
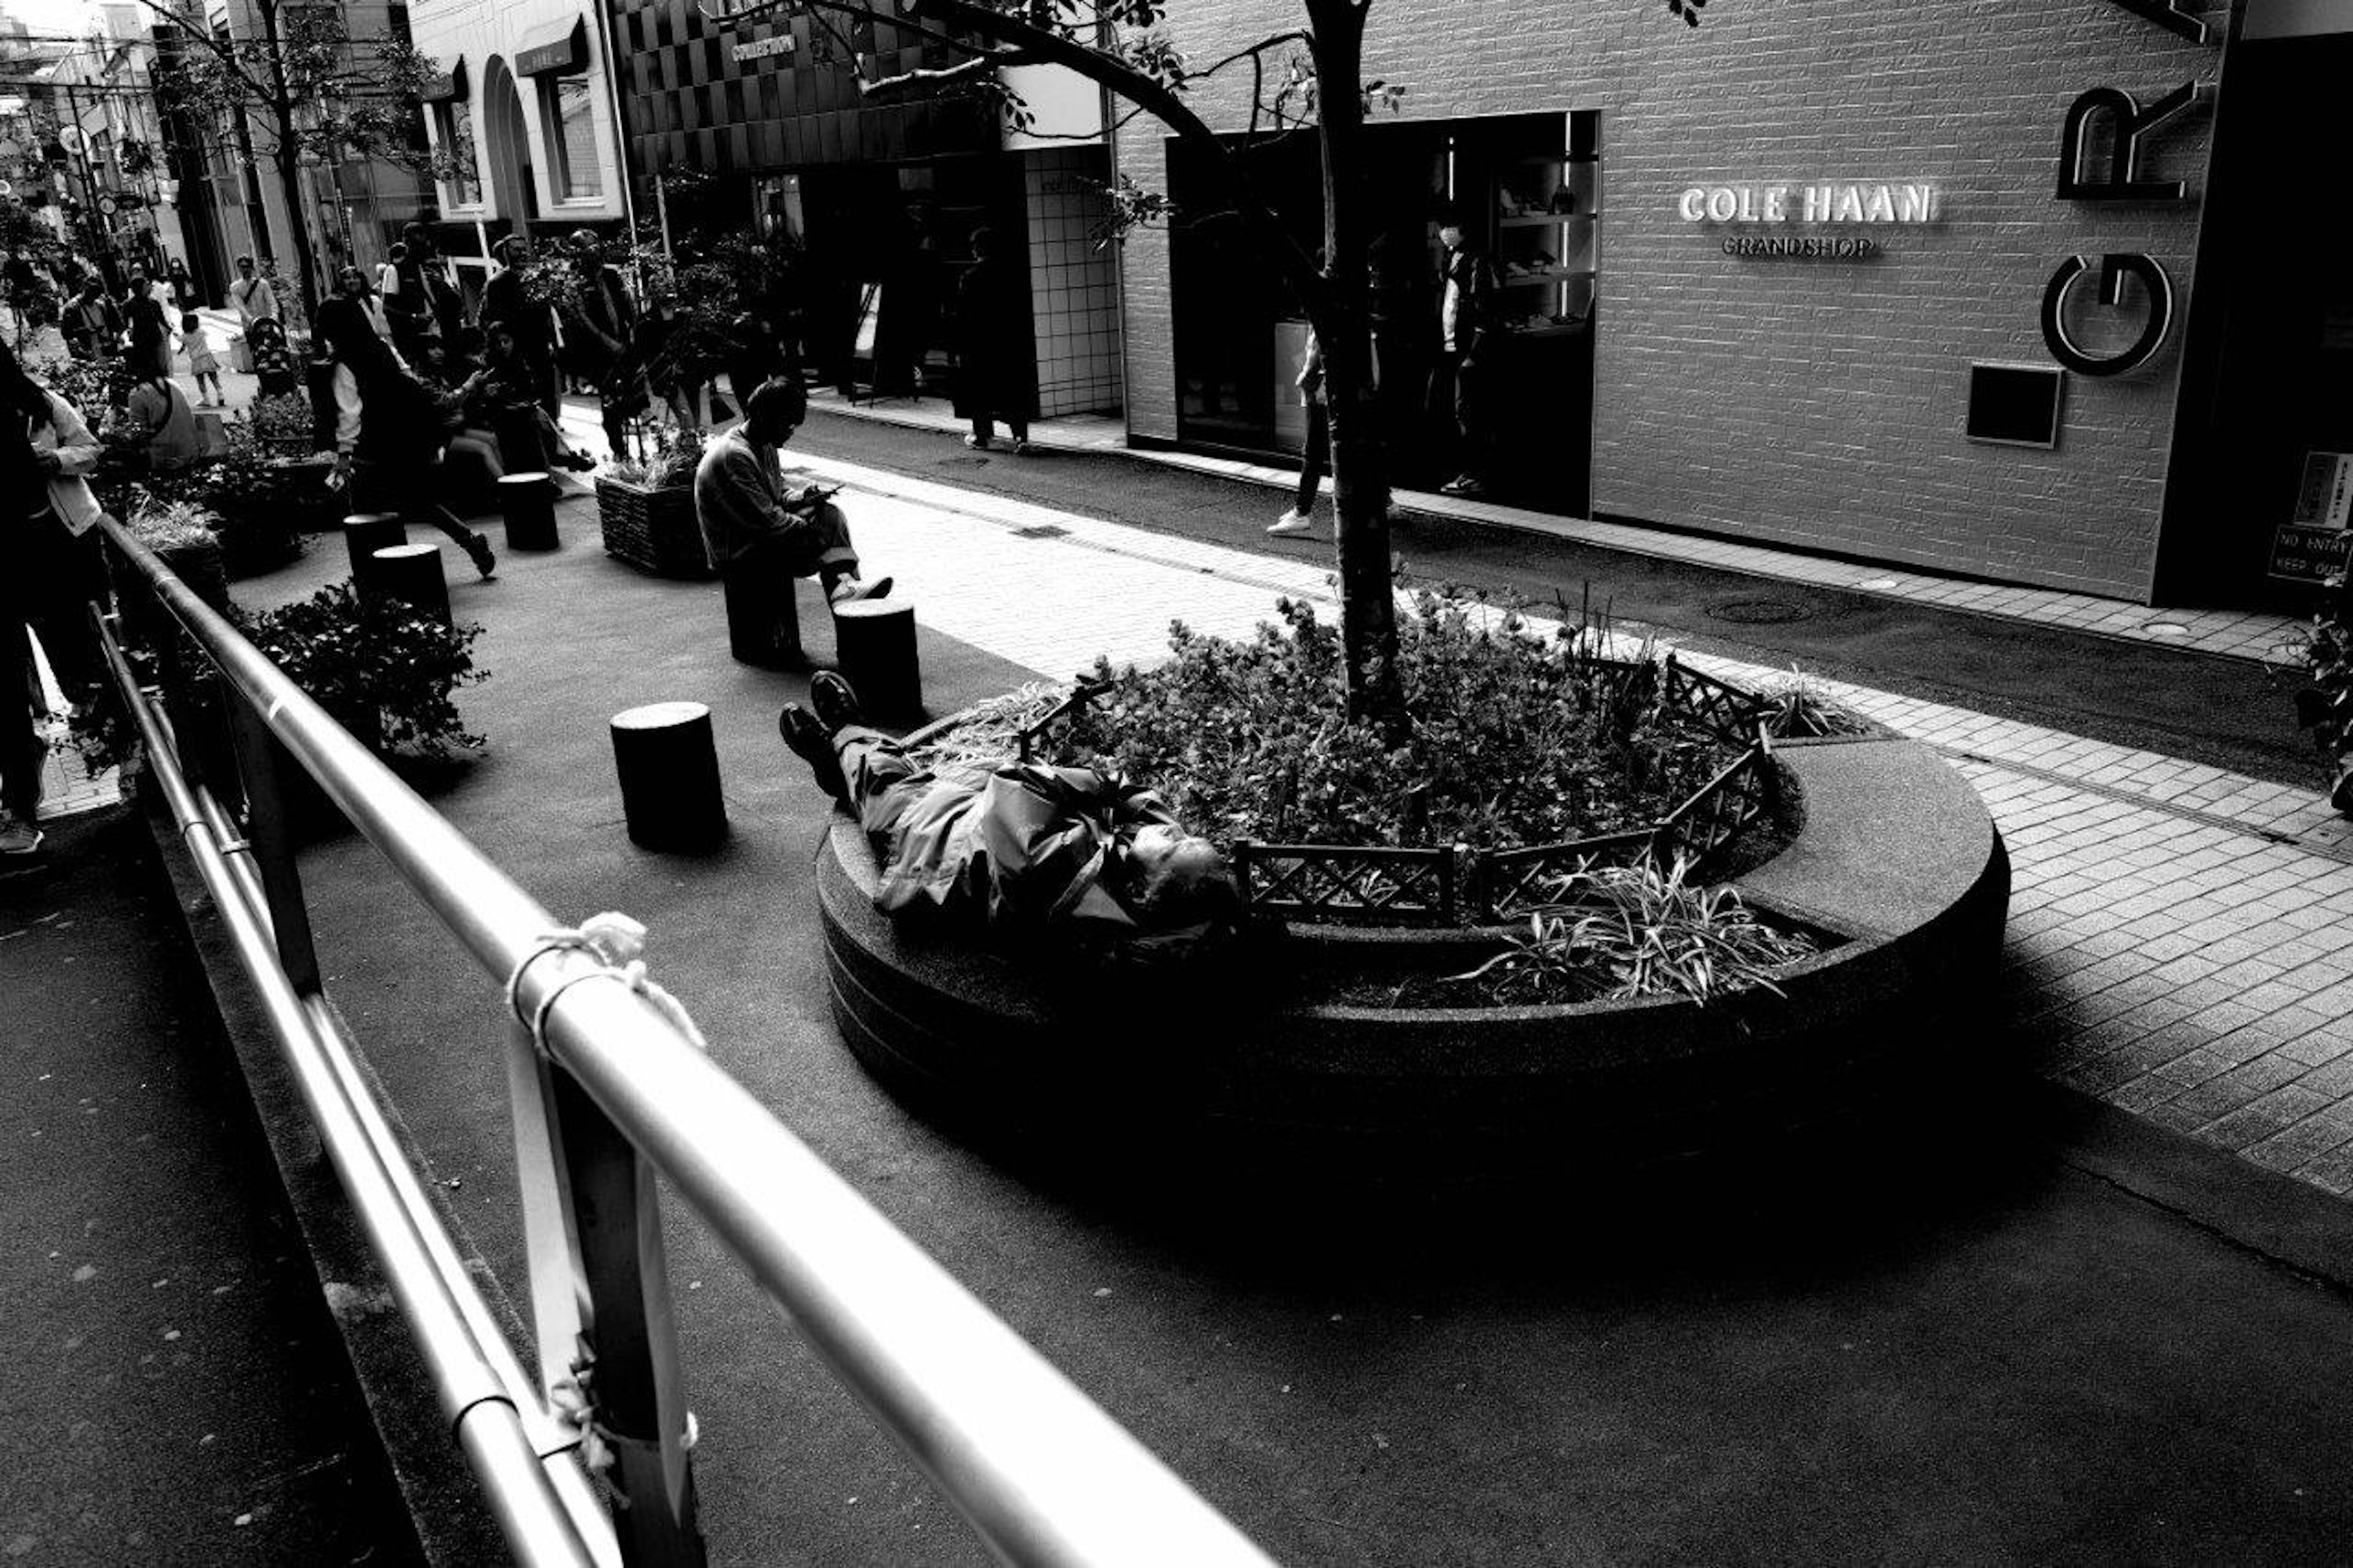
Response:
[1167, 111, 1598, 515]
[2159, 23, 2353, 607]
[482, 59, 540, 238]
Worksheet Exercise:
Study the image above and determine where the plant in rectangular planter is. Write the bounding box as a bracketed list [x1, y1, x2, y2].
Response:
[597, 423, 713, 579]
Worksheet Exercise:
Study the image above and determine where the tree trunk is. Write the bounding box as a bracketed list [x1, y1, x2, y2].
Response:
[273, 138, 322, 335]
[1308, 2, 1403, 729]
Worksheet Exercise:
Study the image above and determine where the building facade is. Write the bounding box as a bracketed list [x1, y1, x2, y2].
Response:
[1114, 0, 2338, 610]
[409, 0, 631, 298]
[607, 0, 1121, 419]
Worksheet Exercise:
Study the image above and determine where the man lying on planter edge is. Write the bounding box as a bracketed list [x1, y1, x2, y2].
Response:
[782, 671, 1241, 960]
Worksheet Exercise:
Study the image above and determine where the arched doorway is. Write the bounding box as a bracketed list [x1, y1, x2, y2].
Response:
[480, 58, 539, 235]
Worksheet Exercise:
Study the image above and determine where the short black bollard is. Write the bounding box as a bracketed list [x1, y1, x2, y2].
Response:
[369, 543, 452, 628]
[610, 702, 727, 852]
[343, 512, 407, 589]
[832, 596, 922, 722]
[500, 473, 559, 552]
[720, 564, 803, 668]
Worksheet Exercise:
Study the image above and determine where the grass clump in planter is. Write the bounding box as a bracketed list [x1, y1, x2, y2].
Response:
[1442, 858, 1819, 1007]
[125, 492, 221, 553]
[1757, 666, 1878, 740]
[1057, 592, 1741, 851]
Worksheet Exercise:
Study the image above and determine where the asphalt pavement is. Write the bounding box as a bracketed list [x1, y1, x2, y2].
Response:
[9, 390, 2353, 1564]
[0, 811, 422, 1567]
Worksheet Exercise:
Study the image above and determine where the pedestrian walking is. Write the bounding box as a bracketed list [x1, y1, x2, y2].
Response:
[1269, 325, 1328, 537]
[164, 257, 200, 314]
[227, 255, 279, 332]
[952, 227, 1033, 455]
[320, 300, 497, 581]
[123, 276, 173, 379]
[561, 229, 638, 459]
[179, 311, 224, 407]
[1, 349, 114, 857]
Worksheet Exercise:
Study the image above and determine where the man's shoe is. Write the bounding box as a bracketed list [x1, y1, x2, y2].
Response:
[827, 575, 893, 606]
[778, 703, 849, 803]
[1439, 474, 1487, 498]
[0, 812, 42, 855]
[963, 434, 990, 450]
[1010, 439, 1034, 456]
[809, 671, 865, 733]
[1267, 509, 1314, 537]
[463, 533, 498, 579]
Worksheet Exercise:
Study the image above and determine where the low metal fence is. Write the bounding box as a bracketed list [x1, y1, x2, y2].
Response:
[94, 518, 1279, 1568]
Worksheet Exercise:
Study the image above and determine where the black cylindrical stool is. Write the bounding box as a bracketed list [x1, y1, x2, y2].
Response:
[369, 543, 452, 627]
[342, 512, 406, 588]
[833, 596, 922, 722]
[610, 702, 727, 852]
[721, 566, 803, 668]
[500, 473, 559, 551]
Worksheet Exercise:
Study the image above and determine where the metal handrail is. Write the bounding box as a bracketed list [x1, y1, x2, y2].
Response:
[99, 517, 1278, 1567]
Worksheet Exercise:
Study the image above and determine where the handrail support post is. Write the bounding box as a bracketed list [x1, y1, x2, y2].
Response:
[550, 1070, 707, 1567]
[224, 694, 325, 995]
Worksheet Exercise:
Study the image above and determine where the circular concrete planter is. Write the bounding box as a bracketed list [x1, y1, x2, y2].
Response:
[817, 736, 2007, 1179]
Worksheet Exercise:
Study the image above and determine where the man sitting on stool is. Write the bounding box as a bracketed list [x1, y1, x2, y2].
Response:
[781, 672, 1239, 953]
[694, 377, 891, 607]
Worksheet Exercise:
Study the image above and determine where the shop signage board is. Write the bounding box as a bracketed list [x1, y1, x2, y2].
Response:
[732, 32, 797, 64]
[2268, 524, 2353, 584]
[2269, 451, 2353, 583]
[1675, 181, 1934, 260]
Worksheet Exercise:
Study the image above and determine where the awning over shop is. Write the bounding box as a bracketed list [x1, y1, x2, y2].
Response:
[420, 57, 468, 103]
[515, 16, 588, 77]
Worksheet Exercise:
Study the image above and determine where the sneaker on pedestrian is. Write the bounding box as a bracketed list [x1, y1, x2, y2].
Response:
[0, 812, 42, 855]
[963, 434, 990, 450]
[1011, 439, 1034, 456]
[1267, 509, 1314, 537]
[1440, 473, 1487, 498]
[463, 533, 498, 580]
[827, 574, 894, 606]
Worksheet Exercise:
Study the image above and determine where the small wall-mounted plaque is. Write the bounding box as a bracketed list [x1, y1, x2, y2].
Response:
[1966, 362, 2065, 450]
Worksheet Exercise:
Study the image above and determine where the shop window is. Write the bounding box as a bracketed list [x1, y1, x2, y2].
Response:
[538, 75, 601, 200]
[435, 101, 480, 206]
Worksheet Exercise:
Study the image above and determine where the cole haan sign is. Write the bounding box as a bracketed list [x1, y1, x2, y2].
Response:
[1677, 182, 1941, 225]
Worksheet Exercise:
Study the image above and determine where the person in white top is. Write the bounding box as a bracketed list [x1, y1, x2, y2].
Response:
[227, 254, 279, 331]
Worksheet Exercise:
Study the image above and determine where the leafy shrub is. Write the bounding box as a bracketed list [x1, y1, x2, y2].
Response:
[2275, 577, 2353, 816]
[248, 390, 318, 450]
[239, 581, 488, 760]
[1055, 592, 1738, 850]
[1446, 857, 1819, 1006]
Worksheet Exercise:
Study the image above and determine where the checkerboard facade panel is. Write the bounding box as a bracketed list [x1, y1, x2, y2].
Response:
[612, 0, 991, 174]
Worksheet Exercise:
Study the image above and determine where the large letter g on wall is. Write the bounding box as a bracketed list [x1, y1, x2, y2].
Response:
[2040, 253, 2173, 377]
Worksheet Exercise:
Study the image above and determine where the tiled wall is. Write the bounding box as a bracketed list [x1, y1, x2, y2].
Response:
[1023, 148, 1121, 418]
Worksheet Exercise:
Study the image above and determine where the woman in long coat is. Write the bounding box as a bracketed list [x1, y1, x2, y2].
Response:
[952, 227, 1035, 453]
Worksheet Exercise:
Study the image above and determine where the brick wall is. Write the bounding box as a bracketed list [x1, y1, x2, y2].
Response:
[1115, 0, 2223, 600]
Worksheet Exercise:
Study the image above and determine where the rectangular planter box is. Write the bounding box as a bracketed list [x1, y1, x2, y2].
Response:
[596, 477, 714, 580]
